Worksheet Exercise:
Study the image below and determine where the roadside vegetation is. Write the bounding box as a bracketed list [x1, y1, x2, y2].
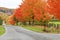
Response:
[18, 20, 60, 34]
[0, 25, 5, 35]
[2, 0, 60, 34]
[20, 25, 60, 34]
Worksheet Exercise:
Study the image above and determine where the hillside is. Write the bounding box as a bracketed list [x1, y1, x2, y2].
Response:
[0, 7, 15, 15]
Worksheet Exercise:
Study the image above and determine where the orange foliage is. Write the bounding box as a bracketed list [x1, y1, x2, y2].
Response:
[45, 0, 60, 19]
[8, 15, 15, 25]
[13, 0, 51, 22]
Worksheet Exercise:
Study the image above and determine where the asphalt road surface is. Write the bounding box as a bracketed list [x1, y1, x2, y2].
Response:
[0, 25, 60, 40]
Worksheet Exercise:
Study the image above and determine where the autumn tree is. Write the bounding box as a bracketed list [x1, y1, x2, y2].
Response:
[45, 0, 60, 20]
[6, 15, 15, 25]
[15, 0, 46, 24]
[13, 0, 51, 26]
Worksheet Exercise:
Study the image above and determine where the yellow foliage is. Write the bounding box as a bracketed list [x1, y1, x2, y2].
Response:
[5, 16, 11, 24]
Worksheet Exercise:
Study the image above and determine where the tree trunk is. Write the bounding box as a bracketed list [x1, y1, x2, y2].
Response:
[29, 20, 31, 25]
[32, 19, 34, 25]
[22, 21, 26, 25]
[32, 15, 34, 25]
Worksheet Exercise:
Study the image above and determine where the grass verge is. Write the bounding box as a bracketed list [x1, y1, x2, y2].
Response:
[20, 25, 44, 32]
[0, 25, 5, 35]
[19, 25, 60, 34]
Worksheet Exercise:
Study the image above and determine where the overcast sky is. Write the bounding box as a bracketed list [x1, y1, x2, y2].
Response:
[0, 0, 23, 9]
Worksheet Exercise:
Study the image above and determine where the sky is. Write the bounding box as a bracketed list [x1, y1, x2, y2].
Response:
[0, 0, 23, 9]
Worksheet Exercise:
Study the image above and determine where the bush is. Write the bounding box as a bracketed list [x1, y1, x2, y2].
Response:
[0, 16, 3, 25]
[0, 19, 3, 25]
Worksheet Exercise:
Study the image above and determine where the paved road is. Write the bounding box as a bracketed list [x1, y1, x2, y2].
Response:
[0, 25, 60, 40]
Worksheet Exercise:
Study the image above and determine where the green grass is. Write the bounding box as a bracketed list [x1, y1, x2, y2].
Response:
[19, 21, 60, 33]
[0, 25, 5, 35]
[19, 25, 60, 33]
[49, 21, 60, 24]
[21, 25, 44, 32]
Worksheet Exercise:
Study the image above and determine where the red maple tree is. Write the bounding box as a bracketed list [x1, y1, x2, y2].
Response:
[13, 0, 51, 25]
[45, 0, 60, 20]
